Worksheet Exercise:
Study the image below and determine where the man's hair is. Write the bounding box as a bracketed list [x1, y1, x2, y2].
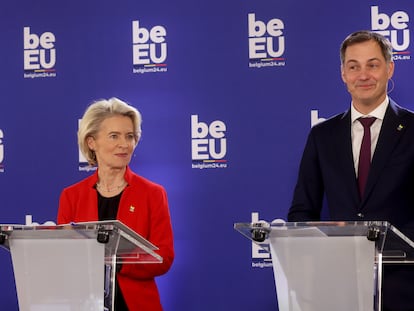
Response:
[340, 30, 393, 64]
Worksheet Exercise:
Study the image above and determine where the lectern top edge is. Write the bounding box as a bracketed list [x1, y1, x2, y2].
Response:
[234, 220, 414, 263]
[0, 220, 160, 257]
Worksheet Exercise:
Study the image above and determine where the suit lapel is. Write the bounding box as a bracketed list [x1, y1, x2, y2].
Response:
[335, 110, 361, 205]
[362, 100, 407, 204]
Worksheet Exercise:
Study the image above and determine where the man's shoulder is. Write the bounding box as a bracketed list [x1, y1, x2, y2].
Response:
[389, 100, 414, 116]
[312, 111, 348, 131]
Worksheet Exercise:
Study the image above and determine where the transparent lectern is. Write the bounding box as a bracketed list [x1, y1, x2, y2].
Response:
[234, 221, 414, 311]
[0, 220, 162, 311]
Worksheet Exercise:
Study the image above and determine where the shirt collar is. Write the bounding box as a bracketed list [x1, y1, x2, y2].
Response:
[351, 96, 389, 123]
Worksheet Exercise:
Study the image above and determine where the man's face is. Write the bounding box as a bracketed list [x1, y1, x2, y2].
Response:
[341, 40, 394, 112]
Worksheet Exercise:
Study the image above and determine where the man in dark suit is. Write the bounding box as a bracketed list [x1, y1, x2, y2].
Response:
[288, 30, 414, 311]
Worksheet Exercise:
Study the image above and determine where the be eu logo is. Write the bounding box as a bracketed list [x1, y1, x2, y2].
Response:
[132, 20, 168, 74]
[248, 13, 286, 68]
[191, 115, 228, 169]
[78, 119, 97, 172]
[371, 6, 411, 60]
[23, 27, 57, 78]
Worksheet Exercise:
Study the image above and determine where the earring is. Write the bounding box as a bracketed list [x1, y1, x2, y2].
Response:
[387, 78, 395, 94]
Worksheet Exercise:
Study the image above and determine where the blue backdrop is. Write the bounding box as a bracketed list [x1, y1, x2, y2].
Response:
[0, 1, 413, 310]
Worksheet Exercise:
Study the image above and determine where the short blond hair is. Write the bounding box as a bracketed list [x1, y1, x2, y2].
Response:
[78, 97, 142, 166]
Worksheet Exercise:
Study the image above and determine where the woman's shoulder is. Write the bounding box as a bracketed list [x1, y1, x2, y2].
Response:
[63, 173, 97, 193]
[129, 173, 163, 188]
[126, 169, 165, 193]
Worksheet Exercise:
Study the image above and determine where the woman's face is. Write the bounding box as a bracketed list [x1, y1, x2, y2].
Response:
[87, 115, 136, 170]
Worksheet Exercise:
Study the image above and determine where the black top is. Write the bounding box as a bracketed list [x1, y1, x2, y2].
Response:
[97, 191, 129, 311]
[98, 191, 122, 220]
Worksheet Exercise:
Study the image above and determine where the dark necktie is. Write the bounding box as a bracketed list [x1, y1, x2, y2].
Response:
[357, 117, 376, 198]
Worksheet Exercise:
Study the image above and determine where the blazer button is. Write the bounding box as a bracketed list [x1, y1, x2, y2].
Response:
[357, 213, 364, 218]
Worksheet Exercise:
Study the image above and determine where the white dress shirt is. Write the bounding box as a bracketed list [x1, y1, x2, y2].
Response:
[351, 96, 389, 177]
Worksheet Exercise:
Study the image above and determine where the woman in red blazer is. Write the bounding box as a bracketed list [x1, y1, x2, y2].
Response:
[57, 97, 174, 311]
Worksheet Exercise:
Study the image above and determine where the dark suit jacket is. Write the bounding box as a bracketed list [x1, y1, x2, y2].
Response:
[288, 99, 414, 310]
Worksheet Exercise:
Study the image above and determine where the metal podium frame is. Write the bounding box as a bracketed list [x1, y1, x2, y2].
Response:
[0, 220, 162, 311]
[234, 221, 414, 311]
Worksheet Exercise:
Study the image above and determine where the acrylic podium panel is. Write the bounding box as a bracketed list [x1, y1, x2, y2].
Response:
[234, 221, 414, 311]
[0, 220, 162, 311]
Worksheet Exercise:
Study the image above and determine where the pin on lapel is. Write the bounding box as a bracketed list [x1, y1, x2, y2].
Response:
[129, 205, 135, 212]
[397, 124, 404, 131]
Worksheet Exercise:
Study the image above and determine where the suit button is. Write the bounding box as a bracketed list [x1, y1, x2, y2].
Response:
[357, 213, 364, 218]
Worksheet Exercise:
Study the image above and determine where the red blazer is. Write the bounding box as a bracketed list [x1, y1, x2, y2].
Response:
[57, 166, 174, 311]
